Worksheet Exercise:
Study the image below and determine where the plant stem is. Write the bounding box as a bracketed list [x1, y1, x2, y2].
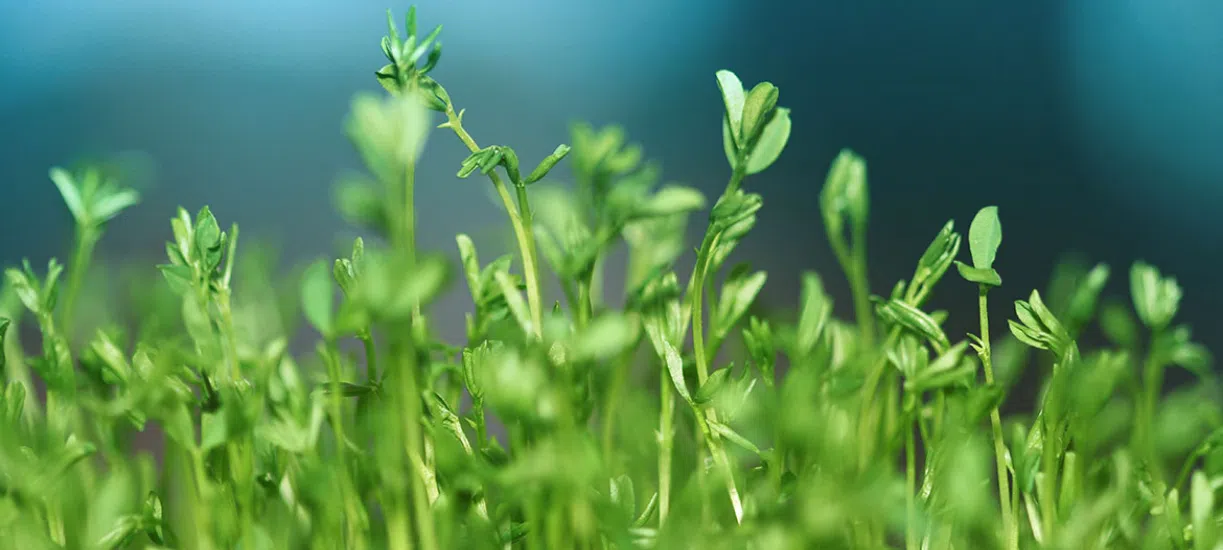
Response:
[1140, 330, 1166, 481]
[444, 105, 543, 337]
[687, 165, 747, 523]
[658, 367, 675, 526]
[906, 410, 919, 550]
[977, 286, 1017, 550]
[59, 224, 99, 337]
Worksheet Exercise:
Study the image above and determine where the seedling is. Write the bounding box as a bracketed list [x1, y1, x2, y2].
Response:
[0, 6, 1218, 550]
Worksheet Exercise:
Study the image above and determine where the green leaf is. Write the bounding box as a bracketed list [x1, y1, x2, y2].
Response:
[716, 267, 767, 336]
[745, 107, 790, 175]
[820, 149, 868, 241]
[662, 339, 692, 405]
[301, 259, 335, 337]
[49, 167, 86, 224]
[740, 82, 780, 145]
[456, 234, 482, 301]
[794, 272, 832, 355]
[694, 367, 731, 405]
[722, 118, 737, 170]
[715, 70, 746, 147]
[955, 262, 1002, 286]
[200, 411, 228, 452]
[91, 189, 141, 224]
[193, 206, 222, 256]
[709, 420, 763, 456]
[568, 313, 640, 362]
[157, 264, 193, 295]
[967, 206, 1002, 270]
[632, 186, 706, 219]
[494, 270, 533, 335]
[874, 297, 950, 352]
[524, 144, 571, 185]
[1130, 261, 1182, 331]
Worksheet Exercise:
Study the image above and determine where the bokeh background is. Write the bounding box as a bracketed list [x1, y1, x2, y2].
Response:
[2, 1, 1221, 365]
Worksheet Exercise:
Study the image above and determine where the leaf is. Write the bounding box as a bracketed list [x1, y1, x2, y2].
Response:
[967, 206, 1002, 270]
[795, 272, 833, 355]
[715, 70, 746, 147]
[745, 107, 790, 175]
[157, 264, 193, 295]
[694, 367, 731, 405]
[709, 420, 763, 456]
[91, 189, 141, 223]
[609, 474, 636, 523]
[301, 259, 335, 337]
[193, 206, 222, 256]
[524, 144, 571, 184]
[494, 270, 533, 336]
[1130, 261, 1182, 331]
[955, 262, 1002, 286]
[716, 267, 767, 336]
[456, 234, 482, 300]
[740, 82, 779, 145]
[49, 167, 86, 224]
[568, 313, 639, 362]
[874, 297, 950, 352]
[662, 339, 693, 405]
[632, 186, 706, 219]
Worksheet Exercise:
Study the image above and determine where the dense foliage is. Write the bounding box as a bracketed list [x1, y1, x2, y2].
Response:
[1, 7, 1219, 550]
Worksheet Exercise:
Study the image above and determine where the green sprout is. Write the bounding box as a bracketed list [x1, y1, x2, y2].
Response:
[0, 6, 1218, 550]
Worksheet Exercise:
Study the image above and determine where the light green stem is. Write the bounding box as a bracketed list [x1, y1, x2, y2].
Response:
[444, 105, 543, 337]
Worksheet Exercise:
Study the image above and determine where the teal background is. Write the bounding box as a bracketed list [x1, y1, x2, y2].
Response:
[1, 1, 1220, 357]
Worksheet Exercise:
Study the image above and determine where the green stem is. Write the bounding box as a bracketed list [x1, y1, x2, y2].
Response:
[977, 287, 1017, 550]
[906, 410, 918, 550]
[658, 368, 675, 526]
[444, 105, 543, 337]
[684, 164, 748, 524]
[1140, 331, 1166, 480]
[59, 224, 99, 337]
[362, 332, 378, 383]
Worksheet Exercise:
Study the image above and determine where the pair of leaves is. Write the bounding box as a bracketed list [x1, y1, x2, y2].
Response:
[1130, 261, 1182, 332]
[820, 150, 869, 245]
[908, 220, 961, 303]
[1009, 290, 1075, 362]
[955, 206, 1002, 287]
[716, 70, 791, 175]
[50, 165, 140, 229]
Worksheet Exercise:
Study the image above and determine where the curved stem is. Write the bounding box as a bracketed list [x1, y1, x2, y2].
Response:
[444, 106, 543, 337]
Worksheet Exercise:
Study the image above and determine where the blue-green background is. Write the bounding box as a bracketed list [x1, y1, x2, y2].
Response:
[2, 1, 1220, 354]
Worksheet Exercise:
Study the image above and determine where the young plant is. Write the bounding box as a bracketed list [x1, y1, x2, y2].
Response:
[0, 6, 1219, 550]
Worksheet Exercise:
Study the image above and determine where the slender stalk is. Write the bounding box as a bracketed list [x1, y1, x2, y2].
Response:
[443, 104, 543, 337]
[905, 411, 919, 550]
[686, 164, 747, 523]
[977, 287, 1017, 550]
[658, 368, 675, 526]
[59, 224, 99, 336]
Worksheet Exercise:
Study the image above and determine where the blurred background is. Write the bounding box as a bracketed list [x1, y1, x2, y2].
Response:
[2, 1, 1220, 364]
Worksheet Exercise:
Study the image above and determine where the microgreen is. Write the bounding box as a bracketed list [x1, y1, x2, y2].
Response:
[1, 6, 1219, 550]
